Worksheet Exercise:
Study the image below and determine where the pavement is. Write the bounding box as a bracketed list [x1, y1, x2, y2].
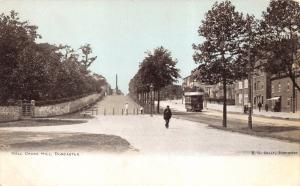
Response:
[160, 99, 300, 143]
[160, 99, 300, 119]
[160, 100, 300, 127]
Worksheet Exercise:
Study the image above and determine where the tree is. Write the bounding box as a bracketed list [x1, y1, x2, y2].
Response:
[261, 0, 300, 112]
[79, 44, 97, 71]
[0, 11, 41, 102]
[160, 84, 183, 100]
[0, 11, 107, 104]
[192, 1, 248, 127]
[138, 47, 180, 113]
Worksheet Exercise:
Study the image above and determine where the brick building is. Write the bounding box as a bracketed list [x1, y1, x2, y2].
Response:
[183, 76, 235, 100]
[235, 69, 271, 109]
[270, 75, 300, 112]
[253, 69, 272, 109]
[235, 79, 248, 106]
[235, 70, 300, 113]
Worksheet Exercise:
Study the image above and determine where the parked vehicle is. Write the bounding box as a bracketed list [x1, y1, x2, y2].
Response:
[184, 91, 204, 112]
[267, 96, 281, 112]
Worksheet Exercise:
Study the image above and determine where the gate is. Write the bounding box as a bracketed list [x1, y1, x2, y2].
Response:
[21, 100, 34, 117]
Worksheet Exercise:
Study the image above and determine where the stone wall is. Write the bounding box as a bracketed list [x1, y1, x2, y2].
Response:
[34, 93, 102, 117]
[0, 106, 21, 122]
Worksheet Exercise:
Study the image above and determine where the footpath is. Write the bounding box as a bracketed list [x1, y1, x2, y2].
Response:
[160, 99, 300, 120]
[159, 100, 300, 143]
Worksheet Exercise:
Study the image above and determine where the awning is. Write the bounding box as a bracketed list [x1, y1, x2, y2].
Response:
[267, 97, 280, 101]
[184, 92, 204, 96]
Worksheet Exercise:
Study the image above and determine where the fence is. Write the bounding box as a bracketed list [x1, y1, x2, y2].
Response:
[97, 107, 145, 116]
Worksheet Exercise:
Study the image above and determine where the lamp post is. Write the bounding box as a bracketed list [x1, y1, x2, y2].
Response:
[292, 62, 299, 113]
[150, 83, 154, 117]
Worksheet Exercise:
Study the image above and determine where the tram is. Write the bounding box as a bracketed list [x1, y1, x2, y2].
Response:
[184, 91, 204, 112]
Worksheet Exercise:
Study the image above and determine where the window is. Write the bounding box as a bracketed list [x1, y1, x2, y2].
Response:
[239, 81, 243, 89]
[287, 82, 290, 92]
[262, 96, 264, 104]
[239, 94, 243, 104]
[244, 94, 248, 104]
[244, 80, 248, 89]
[254, 83, 256, 91]
[272, 84, 274, 93]
[278, 82, 281, 92]
[257, 81, 260, 90]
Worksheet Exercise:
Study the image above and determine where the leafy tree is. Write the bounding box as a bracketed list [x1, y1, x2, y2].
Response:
[261, 0, 300, 92]
[160, 84, 183, 100]
[138, 46, 180, 113]
[0, 11, 40, 101]
[0, 11, 108, 104]
[192, 1, 248, 127]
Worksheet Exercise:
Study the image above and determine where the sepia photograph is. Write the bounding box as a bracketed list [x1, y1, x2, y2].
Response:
[0, 0, 300, 185]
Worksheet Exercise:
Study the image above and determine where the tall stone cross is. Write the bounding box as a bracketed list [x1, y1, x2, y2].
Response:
[116, 74, 118, 92]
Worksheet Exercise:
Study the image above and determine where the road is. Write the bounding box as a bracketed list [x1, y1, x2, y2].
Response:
[2, 95, 300, 155]
[1, 95, 300, 186]
[95, 95, 141, 115]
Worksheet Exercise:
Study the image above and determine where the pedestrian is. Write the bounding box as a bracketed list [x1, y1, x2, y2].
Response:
[140, 106, 144, 114]
[258, 102, 262, 112]
[163, 105, 172, 129]
[265, 103, 268, 112]
[125, 103, 129, 115]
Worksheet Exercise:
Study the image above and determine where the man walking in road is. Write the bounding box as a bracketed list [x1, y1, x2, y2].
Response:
[163, 106, 172, 129]
[258, 102, 262, 112]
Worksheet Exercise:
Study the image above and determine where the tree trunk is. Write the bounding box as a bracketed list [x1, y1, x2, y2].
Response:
[157, 90, 160, 113]
[222, 79, 227, 128]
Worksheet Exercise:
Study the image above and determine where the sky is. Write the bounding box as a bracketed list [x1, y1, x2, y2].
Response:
[0, 0, 272, 94]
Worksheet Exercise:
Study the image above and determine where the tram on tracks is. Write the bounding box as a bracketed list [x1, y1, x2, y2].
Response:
[184, 91, 204, 112]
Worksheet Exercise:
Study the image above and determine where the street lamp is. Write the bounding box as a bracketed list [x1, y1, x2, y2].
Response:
[150, 83, 154, 117]
[292, 62, 299, 113]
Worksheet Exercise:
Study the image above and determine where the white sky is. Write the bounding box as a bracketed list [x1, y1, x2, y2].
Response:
[1, 0, 271, 93]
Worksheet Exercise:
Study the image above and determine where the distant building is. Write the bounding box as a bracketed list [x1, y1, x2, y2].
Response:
[182, 75, 201, 90]
[252, 69, 272, 109]
[183, 75, 235, 102]
[235, 62, 272, 109]
[235, 79, 248, 106]
[213, 82, 235, 100]
[270, 75, 300, 112]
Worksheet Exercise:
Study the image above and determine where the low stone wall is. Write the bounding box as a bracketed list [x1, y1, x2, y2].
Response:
[34, 93, 102, 117]
[0, 106, 21, 122]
